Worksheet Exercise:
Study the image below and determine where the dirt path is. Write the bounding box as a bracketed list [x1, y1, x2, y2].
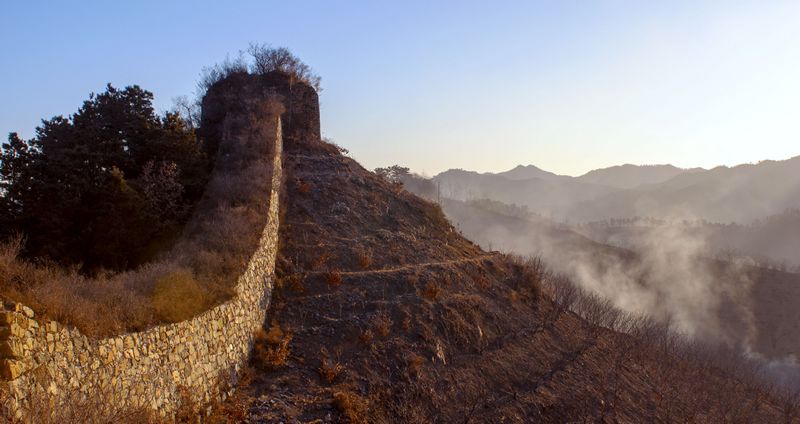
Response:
[304, 253, 498, 277]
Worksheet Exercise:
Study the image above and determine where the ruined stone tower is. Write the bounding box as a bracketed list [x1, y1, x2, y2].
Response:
[200, 71, 321, 150]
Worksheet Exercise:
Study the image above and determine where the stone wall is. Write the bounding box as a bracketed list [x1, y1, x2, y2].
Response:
[0, 114, 284, 421]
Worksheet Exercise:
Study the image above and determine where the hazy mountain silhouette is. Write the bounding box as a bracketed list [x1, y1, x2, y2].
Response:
[433, 169, 616, 219]
[575, 164, 703, 189]
[496, 164, 568, 181]
[571, 156, 800, 222]
[433, 156, 800, 224]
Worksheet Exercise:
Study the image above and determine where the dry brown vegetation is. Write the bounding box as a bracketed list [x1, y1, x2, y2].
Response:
[371, 310, 393, 338]
[223, 135, 798, 423]
[0, 392, 153, 424]
[324, 269, 343, 289]
[253, 326, 293, 370]
[357, 249, 373, 269]
[297, 180, 311, 194]
[332, 390, 368, 424]
[318, 351, 344, 384]
[0, 96, 283, 337]
[0, 363, 159, 423]
[420, 281, 441, 300]
[358, 328, 374, 345]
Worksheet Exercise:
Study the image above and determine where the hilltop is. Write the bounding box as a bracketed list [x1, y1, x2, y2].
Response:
[2, 57, 797, 422]
[212, 79, 792, 421]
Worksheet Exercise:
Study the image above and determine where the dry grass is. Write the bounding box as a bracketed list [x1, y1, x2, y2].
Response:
[371, 311, 393, 338]
[318, 356, 344, 384]
[358, 328, 374, 344]
[401, 315, 412, 331]
[287, 274, 306, 295]
[253, 326, 293, 370]
[0, 99, 282, 336]
[297, 180, 311, 194]
[325, 269, 343, 289]
[311, 252, 331, 270]
[151, 269, 212, 323]
[0, 372, 159, 424]
[332, 390, 368, 424]
[356, 249, 372, 270]
[406, 353, 424, 376]
[421, 281, 441, 300]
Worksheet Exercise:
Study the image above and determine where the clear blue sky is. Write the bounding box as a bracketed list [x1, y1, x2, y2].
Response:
[3, 1, 800, 176]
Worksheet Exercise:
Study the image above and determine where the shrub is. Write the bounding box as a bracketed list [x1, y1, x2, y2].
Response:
[372, 311, 393, 338]
[0, 369, 156, 423]
[311, 252, 331, 270]
[407, 353, 424, 376]
[318, 357, 344, 384]
[253, 327, 292, 370]
[247, 44, 322, 91]
[287, 274, 306, 295]
[198, 44, 321, 96]
[326, 270, 343, 289]
[359, 329, 374, 344]
[298, 180, 311, 194]
[401, 315, 412, 331]
[506, 255, 547, 302]
[151, 269, 211, 323]
[421, 281, 441, 300]
[332, 390, 368, 424]
[357, 249, 373, 270]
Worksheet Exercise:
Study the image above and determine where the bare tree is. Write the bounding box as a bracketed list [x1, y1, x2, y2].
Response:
[197, 51, 248, 94]
[247, 43, 322, 91]
[171, 95, 201, 129]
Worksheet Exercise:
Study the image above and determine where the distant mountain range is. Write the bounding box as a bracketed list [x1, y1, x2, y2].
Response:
[575, 164, 704, 189]
[431, 156, 800, 223]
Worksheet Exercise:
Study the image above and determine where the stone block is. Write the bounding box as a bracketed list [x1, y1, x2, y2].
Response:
[0, 341, 22, 358]
[16, 305, 34, 318]
[0, 312, 16, 326]
[0, 359, 25, 380]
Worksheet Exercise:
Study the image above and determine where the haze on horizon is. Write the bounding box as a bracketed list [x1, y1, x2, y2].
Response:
[2, 1, 800, 176]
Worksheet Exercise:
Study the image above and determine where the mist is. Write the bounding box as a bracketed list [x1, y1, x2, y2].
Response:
[397, 167, 800, 388]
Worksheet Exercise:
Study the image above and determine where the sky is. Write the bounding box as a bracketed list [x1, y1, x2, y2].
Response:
[2, 1, 800, 177]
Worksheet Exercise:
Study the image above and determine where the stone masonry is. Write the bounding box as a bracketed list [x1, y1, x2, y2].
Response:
[0, 110, 285, 421]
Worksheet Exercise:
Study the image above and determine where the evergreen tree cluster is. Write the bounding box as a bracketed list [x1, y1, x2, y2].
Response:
[0, 84, 209, 272]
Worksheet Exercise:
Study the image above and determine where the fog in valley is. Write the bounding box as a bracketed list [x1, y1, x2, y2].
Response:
[395, 157, 800, 387]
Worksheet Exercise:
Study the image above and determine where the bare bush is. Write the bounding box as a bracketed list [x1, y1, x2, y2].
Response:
[0, 369, 156, 423]
[318, 350, 344, 384]
[371, 310, 393, 338]
[505, 254, 547, 302]
[332, 390, 368, 424]
[196, 44, 321, 98]
[574, 291, 621, 330]
[253, 326, 293, 370]
[247, 43, 321, 91]
[197, 52, 248, 95]
[547, 273, 579, 318]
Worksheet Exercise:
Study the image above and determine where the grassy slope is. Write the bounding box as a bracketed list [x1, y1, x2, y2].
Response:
[227, 139, 787, 423]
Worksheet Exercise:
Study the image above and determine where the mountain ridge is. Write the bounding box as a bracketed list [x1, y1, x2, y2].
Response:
[428, 155, 800, 223]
